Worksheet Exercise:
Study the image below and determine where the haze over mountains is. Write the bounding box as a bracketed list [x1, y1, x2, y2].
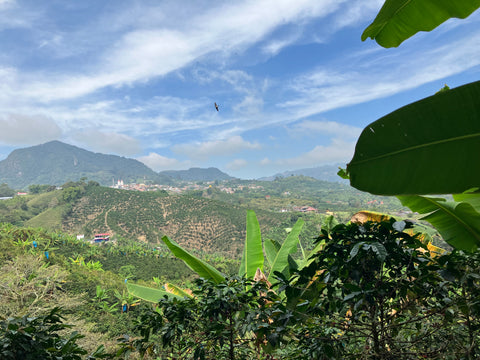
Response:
[0, 141, 346, 189]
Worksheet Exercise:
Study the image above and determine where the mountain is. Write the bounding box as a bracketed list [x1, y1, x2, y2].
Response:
[159, 167, 234, 181]
[258, 164, 348, 183]
[0, 141, 173, 189]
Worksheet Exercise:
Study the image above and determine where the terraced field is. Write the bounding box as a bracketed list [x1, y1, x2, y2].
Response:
[63, 186, 291, 258]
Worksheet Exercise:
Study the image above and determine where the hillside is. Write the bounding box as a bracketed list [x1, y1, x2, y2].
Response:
[0, 141, 174, 189]
[258, 163, 349, 183]
[160, 167, 234, 181]
[63, 186, 292, 258]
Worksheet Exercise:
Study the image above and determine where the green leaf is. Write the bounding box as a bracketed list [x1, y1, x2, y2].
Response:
[264, 239, 280, 268]
[165, 282, 193, 298]
[362, 0, 480, 48]
[398, 195, 480, 251]
[453, 191, 480, 212]
[267, 218, 303, 283]
[370, 242, 388, 262]
[347, 81, 480, 195]
[348, 242, 363, 262]
[238, 210, 264, 278]
[126, 283, 180, 303]
[161, 235, 225, 284]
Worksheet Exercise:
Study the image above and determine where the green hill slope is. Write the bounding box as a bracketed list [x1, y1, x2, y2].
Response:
[63, 186, 290, 258]
[0, 141, 173, 189]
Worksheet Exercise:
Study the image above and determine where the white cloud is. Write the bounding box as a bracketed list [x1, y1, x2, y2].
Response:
[173, 135, 261, 160]
[226, 158, 248, 170]
[260, 157, 271, 165]
[233, 95, 264, 116]
[71, 129, 140, 156]
[281, 31, 480, 119]
[276, 138, 355, 168]
[137, 152, 191, 172]
[0, 113, 62, 145]
[290, 120, 361, 139]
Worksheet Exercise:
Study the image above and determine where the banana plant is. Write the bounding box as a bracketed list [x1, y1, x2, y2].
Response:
[346, 2, 480, 252]
[126, 210, 308, 302]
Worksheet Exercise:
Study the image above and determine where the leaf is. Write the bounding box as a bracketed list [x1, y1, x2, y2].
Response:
[238, 210, 264, 278]
[350, 211, 391, 224]
[398, 195, 480, 251]
[161, 236, 225, 284]
[165, 283, 193, 298]
[362, 0, 480, 48]
[126, 283, 180, 303]
[347, 81, 480, 195]
[348, 242, 363, 262]
[453, 192, 480, 212]
[337, 167, 349, 179]
[267, 218, 303, 283]
[370, 242, 388, 262]
[264, 239, 280, 268]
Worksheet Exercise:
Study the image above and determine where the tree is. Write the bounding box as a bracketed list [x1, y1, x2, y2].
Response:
[278, 220, 456, 359]
[0, 307, 112, 360]
[0, 183, 14, 197]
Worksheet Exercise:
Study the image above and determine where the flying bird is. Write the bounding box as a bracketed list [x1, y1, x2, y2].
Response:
[214, 102, 219, 111]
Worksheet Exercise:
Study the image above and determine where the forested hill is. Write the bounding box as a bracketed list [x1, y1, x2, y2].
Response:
[64, 186, 291, 258]
[0, 141, 173, 189]
[159, 167, 234, 181]
[0, 182, 300, 259]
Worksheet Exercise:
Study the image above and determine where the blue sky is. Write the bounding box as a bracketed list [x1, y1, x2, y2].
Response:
[0, 0, 479, 179]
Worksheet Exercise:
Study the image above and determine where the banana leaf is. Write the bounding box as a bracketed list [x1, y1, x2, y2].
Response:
[165, 282, 193, 298]
[161, 235, 225, 284]
[238, 210, 264, 278]
[347, 81, 480, 195]
[267, 218, 303, 283]
[264, 239, 281, 268]
[398, 195, 480, 252]
[453, 191, 480, 211]
[362, 0, 480, 48]
[126, 283, 180, 303]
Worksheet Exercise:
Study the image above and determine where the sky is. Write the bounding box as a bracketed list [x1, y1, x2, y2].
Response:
[0, 0, 479, 179]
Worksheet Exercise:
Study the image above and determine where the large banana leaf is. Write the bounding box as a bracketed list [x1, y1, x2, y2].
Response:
[267, 218, 303, 283]
[347, 81, 480, 195]
[398, 195, 480, 252]
[453, 192, 480, 211]
[165, 282, 193, 298]
[264, 238, 281, 268]
[161, 235, 225, 284]
[238, 210, 264, 278]
[362, 0, 480, 48]
[127, 283, 180, 303]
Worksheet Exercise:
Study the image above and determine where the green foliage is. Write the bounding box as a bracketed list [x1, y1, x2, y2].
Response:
[125, 277, 279, 360]
[238, 210, 264, 278]
[275, 220, 469, 358]
[0, 183, 15, 197]
[347, 81, 480, 196]
[362, 0, 480, 47]
[398, 195, 480, 251]
[161, 235, 226, 284]
[0, 307, 112, 360]
[126, 283, 180, 303]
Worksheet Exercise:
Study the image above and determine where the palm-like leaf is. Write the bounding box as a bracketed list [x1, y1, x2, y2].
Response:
[398, 195, 480, 251]
[347, 81, 480, 195]
[126, 283, 180, 303]
[267, 218, 303, 283]
[165, 282, 193, 298]
[362, 0, 480, 48]
[161, 236, 225, 284]
[238, 210, 264, 278]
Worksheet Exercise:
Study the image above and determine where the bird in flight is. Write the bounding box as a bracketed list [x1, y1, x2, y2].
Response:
[214, 102, 219, 111]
